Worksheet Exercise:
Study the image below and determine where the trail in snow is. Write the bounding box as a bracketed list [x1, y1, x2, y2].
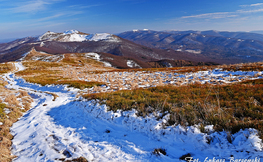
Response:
[5, 63, 173, 161]
[1, 62, 262, 162]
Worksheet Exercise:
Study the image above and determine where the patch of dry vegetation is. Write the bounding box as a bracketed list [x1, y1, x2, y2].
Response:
[16, 49, 112, 87]
[0, 63, 15, 74]
[84, 79, 263, 139]
[222, 62, 263, 71]
[54, 80, 104, 90]
[92, 62, 263, 74]
[0, 84, 33, 161]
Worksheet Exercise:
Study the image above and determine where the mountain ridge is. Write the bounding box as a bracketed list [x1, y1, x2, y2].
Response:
[118, 29, 263, 64]
[0, 30, 220, 67]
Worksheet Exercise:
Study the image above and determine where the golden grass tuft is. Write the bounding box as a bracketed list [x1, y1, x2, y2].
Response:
[17, 90, 30, 98]
[0, 136, 15, 162]
[4, 94, 20, 107]
[0, 63, 15, 74]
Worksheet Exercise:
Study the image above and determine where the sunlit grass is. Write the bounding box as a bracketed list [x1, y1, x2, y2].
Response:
[84, 79, 263, 138]
[16, 51, 109, 88]
[0, 84, 33, 161]
[0, 63, 15, 74]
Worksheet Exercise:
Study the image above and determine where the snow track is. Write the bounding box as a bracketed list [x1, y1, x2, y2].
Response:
[5, 63, 172, 161]
[1, 63, 263, 161]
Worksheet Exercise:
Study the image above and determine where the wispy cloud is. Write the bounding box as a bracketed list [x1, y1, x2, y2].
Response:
[181, 12, 238, 19]
[238, 8, 263, 13]
[240, 3, 263, 7]
[69, 4, 103, 9]
[181, 3, 263, 20]
[8, 0, 64, 13]
[37, 13, 65, 22]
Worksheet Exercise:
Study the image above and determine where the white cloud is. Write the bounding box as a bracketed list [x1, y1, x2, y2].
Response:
[71, 4, 103, 9]
[9, 0, 64, 13]
[240, 3, 263, 7]
[181, 12, 237, 19]
[237, 8, 263, 13]
[37, 13, 65, 22]
[181, 3, 263, 20]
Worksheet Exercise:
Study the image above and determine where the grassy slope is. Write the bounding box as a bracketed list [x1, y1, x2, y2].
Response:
[16, 51, 109, 88]
[84, 80, 263, 138]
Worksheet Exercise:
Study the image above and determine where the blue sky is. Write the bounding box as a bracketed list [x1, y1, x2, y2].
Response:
[1, 0, 263, 39]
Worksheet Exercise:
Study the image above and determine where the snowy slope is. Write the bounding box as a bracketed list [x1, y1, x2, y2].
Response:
[38, 30, 120, 42]
[0, 63, 262, 161]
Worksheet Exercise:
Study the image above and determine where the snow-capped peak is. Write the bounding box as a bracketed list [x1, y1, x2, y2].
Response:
[38, 31, 61, 41]
[89, 33, 113, 41]
[63, 30, 79, 35]
[45, 31, 57, 34]
[38, 30, 120, 42]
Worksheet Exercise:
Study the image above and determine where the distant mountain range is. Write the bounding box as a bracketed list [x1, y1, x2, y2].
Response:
[1, 29, 263, 68]
[0, 30, 218, 68]
[251, 30, 263, 35]
[118, 30, 263, 64]
[0, 38, 18, 43]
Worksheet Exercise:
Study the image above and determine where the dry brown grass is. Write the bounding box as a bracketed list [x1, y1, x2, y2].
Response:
[17, 49, 113, 87]
[0, 79, 8, 86]
[0, 136, 15, 162]
[0, 84, 32, 161]
[17, 90, 30, 98]
[91, 61, 263, 74]
[84, 80, 263, 139]
[222, 62, 263, 71]
[4, 94, 20, 107]
[0, 63, 15, 74]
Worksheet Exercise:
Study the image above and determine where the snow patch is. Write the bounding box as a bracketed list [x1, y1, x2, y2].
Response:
[127, 60, 141, 68]
[60, 33, 89, 42]
[185, 49, 201, 54]
[38, 31, 60, 41]
[4, 108, 11, 114]
[63, 30, 79, 34]
[103, 62, 112, 67]
[85, 52, 112, 67]
[85, 52, 100, 60]
[40, 42, 45, 47]
[17, 51, 30, 61]
[89, 33, 118, 42]
[14, 62, 26, 71]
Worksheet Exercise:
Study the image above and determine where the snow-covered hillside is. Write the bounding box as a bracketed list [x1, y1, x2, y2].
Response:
[38, 30, 120, 42]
